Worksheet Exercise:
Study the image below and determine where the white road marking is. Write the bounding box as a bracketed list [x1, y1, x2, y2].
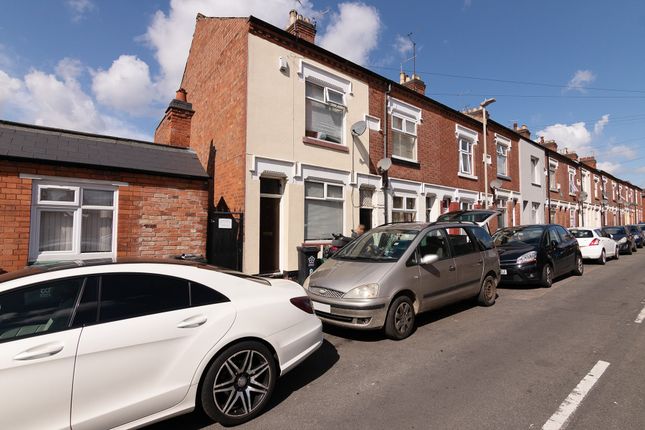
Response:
[542, 360, 610, 430]
[635, 304, 645, 324]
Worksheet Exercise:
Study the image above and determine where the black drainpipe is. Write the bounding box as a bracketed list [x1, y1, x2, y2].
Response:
[383, 83, 391, 223]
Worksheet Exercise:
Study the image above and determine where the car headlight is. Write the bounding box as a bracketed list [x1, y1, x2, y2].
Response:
[618, 237, 627, 244]
[516, 251, 537, 265]
[343, 283, 379, 299]
[302, 276, 310, 290]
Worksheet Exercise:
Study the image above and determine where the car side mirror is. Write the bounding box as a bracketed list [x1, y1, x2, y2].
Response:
[550, 240, 558, 248]
[420, 254, 439, 265]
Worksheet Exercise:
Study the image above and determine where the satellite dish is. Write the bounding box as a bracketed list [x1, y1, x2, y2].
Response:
[579, 191, 588, 200]
[490, 179, 503, 190]
[377, 158, 392, 172]
[351, 120, 367, 136]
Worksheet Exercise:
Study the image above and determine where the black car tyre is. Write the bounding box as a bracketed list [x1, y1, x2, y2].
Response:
[384, 295, 415, 340]
[201, 341, 277, 427]
[541, 264, 553, 288]
[627, 245, 633, 255]
[614, 247, 620, 260]
[477, 275, 497, 306]
[598, 250, 606, 265]
[573, 254, 584, 276]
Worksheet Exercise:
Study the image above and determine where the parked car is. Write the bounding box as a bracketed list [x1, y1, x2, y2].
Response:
[602, 226, 636, 254]
[626, 224, 644, 248]
[0, 259, 322, 429]
[569, 227, 619, 264]
[303, 221, 500, 340]
[493, 224, 583, 288]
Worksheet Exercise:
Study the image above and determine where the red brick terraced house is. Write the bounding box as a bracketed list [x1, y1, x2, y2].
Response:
[155, 10, 641, 275]
[0, 119, 209, 274]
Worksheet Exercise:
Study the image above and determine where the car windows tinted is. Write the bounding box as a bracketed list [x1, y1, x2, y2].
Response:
[603, 227, 624, 235]
[190, 282, 229, 307]
[556, 226, 573, 241]
[417, 229, 451, 261]
[548, 228, 562, 244]
[493, 226, 545, 246]
[71, 276, 99, 327]
[469, 226, 494, 250]
[0, 277, 84, 342]
[570, 229, 593, 239]
[447, 227, 478, 257]
[99, 274, 189, 323]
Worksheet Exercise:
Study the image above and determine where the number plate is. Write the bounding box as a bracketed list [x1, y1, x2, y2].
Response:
[312, 301, 331, 313]
[500, 269, 508, 275]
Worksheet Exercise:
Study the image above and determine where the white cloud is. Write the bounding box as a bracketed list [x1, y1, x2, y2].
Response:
[393, 34, 413, 56]
[609, 144, 637, 160]
[594, 114, 609, 135]
[91, 55, 154, 114]
[144, 0, 317, 97]
[66, 0, 95, 22]
[537, 122, 592, 153]
[0, 67, 150, 140]
[597, 161, 620, 173]
[318, 2, 381, 65]
[55, 57, 83, 82]
[565, 69, 596, 93]
[0, 70, 22, 108]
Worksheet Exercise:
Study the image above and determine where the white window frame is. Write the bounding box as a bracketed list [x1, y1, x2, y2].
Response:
[29, 180, 118, 262]
[531, 156, 541, 185]
[305, 80, 347, 145]
[568, 168, 577, 196]
[304, 180, 345, 241]
[388, 97, 422, 162]
[549, 159, 558, 191]
[392, 194, 417, 222]
[495, 134, 511, 178]
[569, 208, 577, 227]
[456, 125, 478, 179]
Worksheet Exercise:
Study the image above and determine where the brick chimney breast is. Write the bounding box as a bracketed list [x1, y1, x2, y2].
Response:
[286, 9, 317, 43]
[580, 156, 597, 169]
[401, 73, 426, 95]
[154, 88, 195, 149]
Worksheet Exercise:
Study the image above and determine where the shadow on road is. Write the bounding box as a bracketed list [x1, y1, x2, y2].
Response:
[322, 299, 479, 341]
[145, 339, 339, 429]
[497, 271, 582, 290]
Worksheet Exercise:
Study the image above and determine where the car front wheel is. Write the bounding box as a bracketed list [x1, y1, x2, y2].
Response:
[614, 246, 620, 260]
[541, 264, 553, 288]
[201, 341, 277, 426]
[598, 249, 606, 265]
[384, 295, 415, 340]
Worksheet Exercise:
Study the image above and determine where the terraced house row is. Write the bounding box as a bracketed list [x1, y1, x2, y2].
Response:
[0, 10, 641, 276]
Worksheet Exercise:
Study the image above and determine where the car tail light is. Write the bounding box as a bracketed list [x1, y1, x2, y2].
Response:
[589, 238, 600, 246]
[290, 296, 314, 314]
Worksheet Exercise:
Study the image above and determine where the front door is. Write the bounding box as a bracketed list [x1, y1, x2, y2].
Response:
[259, 178, 282, 274]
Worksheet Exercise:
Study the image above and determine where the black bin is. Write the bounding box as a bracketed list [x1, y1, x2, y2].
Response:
[297, 246, 320, 285]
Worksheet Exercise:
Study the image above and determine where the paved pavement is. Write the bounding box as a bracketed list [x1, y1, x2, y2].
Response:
[148, 251, 645, 430]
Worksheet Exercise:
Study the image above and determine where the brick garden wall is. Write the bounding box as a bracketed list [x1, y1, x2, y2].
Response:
[0, 159, 208, 273]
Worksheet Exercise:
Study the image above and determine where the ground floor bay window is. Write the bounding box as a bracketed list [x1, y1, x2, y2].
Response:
[30, 181, 117, 262]
[304, 181, 344, 240]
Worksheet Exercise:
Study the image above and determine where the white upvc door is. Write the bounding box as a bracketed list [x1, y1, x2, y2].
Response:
[71, 304, 236, 430]
[0, 329, 82, 430]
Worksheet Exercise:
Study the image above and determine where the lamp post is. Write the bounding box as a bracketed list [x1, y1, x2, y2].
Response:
[480, 98, 496, 209]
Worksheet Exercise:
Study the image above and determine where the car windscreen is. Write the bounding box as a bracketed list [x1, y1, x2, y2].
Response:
[333, 229, 419, 262]
[492, 226, 545, 246]
[569, 229, 593, 239]
[603, 227, 625, 235]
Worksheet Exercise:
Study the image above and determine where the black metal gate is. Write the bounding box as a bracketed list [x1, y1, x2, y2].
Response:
[207, 211, 244, 271]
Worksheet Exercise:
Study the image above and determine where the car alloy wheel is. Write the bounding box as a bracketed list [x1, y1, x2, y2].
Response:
[542, 264, 553, 288]
[201, 341, 276, 426]
[599, 250, 606, 265]
[574, 255, 584, 276]
[395, 301, 414, 334]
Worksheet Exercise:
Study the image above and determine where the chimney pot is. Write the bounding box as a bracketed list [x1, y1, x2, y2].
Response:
[175, 88, 187, 102]
[286, 9, 317, 43]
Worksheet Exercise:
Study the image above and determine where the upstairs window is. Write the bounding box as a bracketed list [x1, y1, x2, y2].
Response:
[549, 161, 558, 190]
[531, 157, 540, 185]
[568, 170, 577, 195]
[391, 115, 417, 161]
[305, 81, 345, 144]
[495, 135, 511, 178]
[459, 139, 474, 175]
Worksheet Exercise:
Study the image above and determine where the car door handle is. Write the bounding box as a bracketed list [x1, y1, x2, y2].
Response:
[177, 315, 208, 329]
[14, 341, 64, 361]
[449, 265, 456, 271]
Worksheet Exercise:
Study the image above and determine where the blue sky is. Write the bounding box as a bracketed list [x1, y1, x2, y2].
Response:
[1, 0, 644, 187]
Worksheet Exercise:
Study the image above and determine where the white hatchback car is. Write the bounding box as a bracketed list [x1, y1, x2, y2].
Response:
[569, 228, 618, 264]
[0, 260, 322, 429]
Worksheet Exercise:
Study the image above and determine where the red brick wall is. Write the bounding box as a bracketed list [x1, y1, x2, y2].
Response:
[155, 108, 194, 149]
[180, 17, 249, 212]
[0, 160, 208, 273]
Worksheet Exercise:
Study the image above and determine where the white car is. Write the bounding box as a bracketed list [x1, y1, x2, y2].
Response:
[569, 228, 619, 264]
[0, 260, 322, 429]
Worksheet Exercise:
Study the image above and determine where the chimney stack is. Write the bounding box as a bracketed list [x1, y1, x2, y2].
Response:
[580, 155, 597, 169]
[564, 151, 579, 161]
[154, 88, 195, 149]
[541, 138, 558, 152]
[513, 123, 531, 139]
[286, 10, 317, 44]
[399, 71, 426, 95]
